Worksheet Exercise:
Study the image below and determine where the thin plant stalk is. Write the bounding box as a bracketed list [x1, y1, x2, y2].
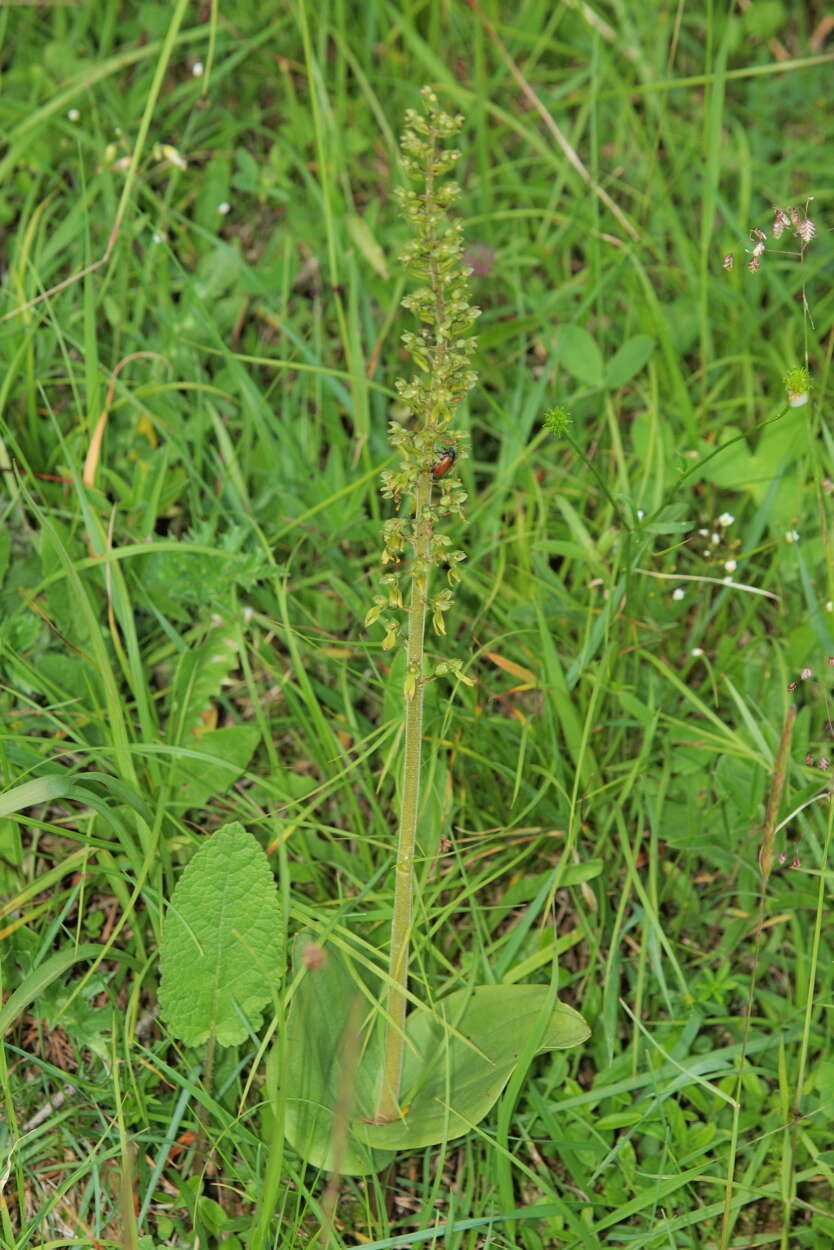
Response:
[375, 476, 432, 1123]
[367, 89, 478, 1123]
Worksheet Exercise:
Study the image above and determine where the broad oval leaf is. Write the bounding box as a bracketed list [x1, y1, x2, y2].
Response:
[555, 324, 604, 388]
[159, 822, 282, 1047]
[604, 334, 656, 389]
[280, 938, 589, 1167]
[357, 984, 589, 1151]
[281, 935, 395, 1175]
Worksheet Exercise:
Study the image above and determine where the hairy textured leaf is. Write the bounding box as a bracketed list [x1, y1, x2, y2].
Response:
[159, 823, 282, 1046]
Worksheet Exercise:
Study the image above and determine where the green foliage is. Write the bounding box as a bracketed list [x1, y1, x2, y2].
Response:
[359, 985, 589, 1150]
[159, 823, 282, 1046]
[139, 523, 267, 623]
[554, 324, 656, 390]
[168, 623, 242, 740]
[165, 622, 260, 806]
[555, 324, 605, 387]
[695, 406, 808, 524]
[741, 0, 786, 40]
[0, 942, 102, 1035]
[282, 936, 588, 1173]
[1, 0, 831, 1244]
[280, 935, 395, 1176]
[605, 335, 657, 390]
[166, 726, 260, 809]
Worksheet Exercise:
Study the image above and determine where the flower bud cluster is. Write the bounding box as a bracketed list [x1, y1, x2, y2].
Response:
[366, 87, 479, 686]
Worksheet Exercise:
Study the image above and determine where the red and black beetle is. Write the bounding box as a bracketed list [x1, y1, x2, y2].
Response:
[431, 446, 457, 480]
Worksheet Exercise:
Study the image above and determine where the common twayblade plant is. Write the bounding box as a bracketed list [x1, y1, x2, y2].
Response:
[159, 89, 589, 1182]
[281, 89, 588, 1166]
[364, 87, 478, 1124]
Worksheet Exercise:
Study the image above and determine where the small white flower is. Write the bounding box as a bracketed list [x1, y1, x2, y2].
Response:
[698, 528, 709, 537]
[67, 108, 80, 122]
[788, 389, 809, 408]
[672, 588, 685, 601]
[718, 512, 735, 527]
[691, 647, 704, 657]
[711, 532, 721, 544]
[826, 602, 833, 613]
[724, 559, 737, 572]
[192, 61, 204, 76]
[636, 509, 645, 520]
[785, 530, 800, 543]
[218, 201, 231, 215]
[160, 143, 187, 170]
[152, 231, 165, 243]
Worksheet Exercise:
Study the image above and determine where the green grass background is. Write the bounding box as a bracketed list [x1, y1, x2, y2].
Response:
[1, 1, 833, 1247]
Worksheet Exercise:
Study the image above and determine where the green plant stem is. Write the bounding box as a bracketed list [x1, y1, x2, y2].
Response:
[375, 472, 433, 1123]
